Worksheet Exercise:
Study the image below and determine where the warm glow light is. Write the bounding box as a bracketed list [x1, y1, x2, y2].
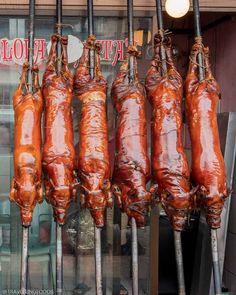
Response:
[165, 0, 190, 18]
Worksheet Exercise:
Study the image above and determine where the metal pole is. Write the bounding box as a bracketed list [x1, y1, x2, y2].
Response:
[56, 224, 63, 295]
[88, 0, 95, 79]
[87, 1, 103, 293]
[127, 0, 134, 82]
[192, 0, 205, 81]
[27, 0, 35, 92]
[155, 0, 167, 75]
[94, 226, 103, 295]
[192, 1, 221, 294]
[56, 0, 62, 74]
[55, 1, 63, 294]
[127, 0, 139, 293]
[211, 230, 222, 295]
[131, 218, 138, 295]
[20, 0, 35, 292]
[20, 227, 29, 295]
[155, 1, 186, 293]
[174, 231, 186, 295]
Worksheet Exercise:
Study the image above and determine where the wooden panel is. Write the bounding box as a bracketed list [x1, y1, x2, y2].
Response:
[0, 0, 236, 12]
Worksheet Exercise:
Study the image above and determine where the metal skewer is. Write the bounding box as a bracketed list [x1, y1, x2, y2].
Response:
[192, 0, 222, 294]
[174, 231, 186, 295]
[20, 226, 29, 295]
[127, 0, 139, 293]
[155, 0, 186, 294]
[20, 1, 35, 293]
[155, 0, 167, 75]
[55, 1, 63, 294]
[86, 0, 103, 293]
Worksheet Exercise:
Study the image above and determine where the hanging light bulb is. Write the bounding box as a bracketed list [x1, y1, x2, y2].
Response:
[165, 0, 190, 18]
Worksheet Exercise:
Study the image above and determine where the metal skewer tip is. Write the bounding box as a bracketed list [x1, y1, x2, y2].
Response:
[131, 217, 139, 294]
[20, 226, 29, 295]
[174, 231, 186, 295]
[94, 226, 103, 295]
[211, 229, 222, 295]
[56, 223, 63, 295]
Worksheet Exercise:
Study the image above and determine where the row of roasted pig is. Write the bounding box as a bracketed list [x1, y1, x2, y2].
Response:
[10, 33, 228, 231]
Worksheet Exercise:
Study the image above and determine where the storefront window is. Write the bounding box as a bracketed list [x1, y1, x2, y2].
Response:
[0, 15, 152, 294]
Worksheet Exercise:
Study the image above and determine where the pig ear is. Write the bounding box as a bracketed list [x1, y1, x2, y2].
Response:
[9, 180, 17, 202]
[37, 185, 44, 203]
[103, 179, 111, 191]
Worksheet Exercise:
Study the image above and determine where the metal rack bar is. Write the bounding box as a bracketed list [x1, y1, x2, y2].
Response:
[127, 0, 139, 293]
[88, 0, 95, 79]
[20, 226, 29, 295]
[27, 0, 35, 92]
[55, 1, 63, 294]
[127, 0, 134, 82]
[192, 0, 205, 81]
[131, 217, 139, 294]
[192, 1, 221, 294]
[87, 1, 103, 293]
[155, 0, 167, 75]
[155, 0, 186, 294]
[174, 231, 186, 295]
[20, 0, 35, 292]
[56, 224, 63, 295]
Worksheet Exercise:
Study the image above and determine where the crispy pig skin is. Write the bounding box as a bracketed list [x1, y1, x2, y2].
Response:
[74, 38, 112, 228]
[111, 47, 151, 228]
[42, 35, 79, 225]
[145, 35, 192, 231]
[10, 63, 43, 226]
[185, 42, 228, 229]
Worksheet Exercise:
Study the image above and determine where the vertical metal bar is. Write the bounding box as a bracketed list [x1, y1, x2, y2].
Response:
[87, 1, 103, 293]
[88, 0, 95, 79]
[174, 231, 186, 295]
[155, 0, 167, 75]
[127, 2, 139, 292]
[55, 2, 63, 293]
[211, 230, 222, 295]
[95, 226, 103, 295]
[149, 207, 159, 294]
[192, 0, 205, 81]
[27, 0, 35, 92]
[56, 0, 62, 73]
[127, 0, 134, 82]
[192, 1, 221, 294]
[20, 0, 36, 292]
[56, 224, 63, 295]
[131, 217, 138, 295]
[20, 227, 29, 295]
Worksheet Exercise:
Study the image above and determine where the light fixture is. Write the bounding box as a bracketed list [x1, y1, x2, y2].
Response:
[165, 0, 190, 18]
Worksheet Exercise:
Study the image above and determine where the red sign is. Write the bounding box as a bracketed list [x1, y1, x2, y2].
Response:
[0, 36, 128, 67]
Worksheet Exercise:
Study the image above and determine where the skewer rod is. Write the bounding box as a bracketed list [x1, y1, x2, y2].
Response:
[56, 224, 63, 295]
[20, 227, 29, 295]
[211, 230, 222, 295]
[88, 0, 95, 79]
[155, 0, 167, 75]
[192, 0, 205, 81]
[131, 218, 139, 295]
[27, 0, 35, 91]
[127, 0, 135, 82]
[95, 226, 103, 295]
[174, 231, 186, 295]
[86, 1, 103, 293]
[56, 0, 62, 73]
